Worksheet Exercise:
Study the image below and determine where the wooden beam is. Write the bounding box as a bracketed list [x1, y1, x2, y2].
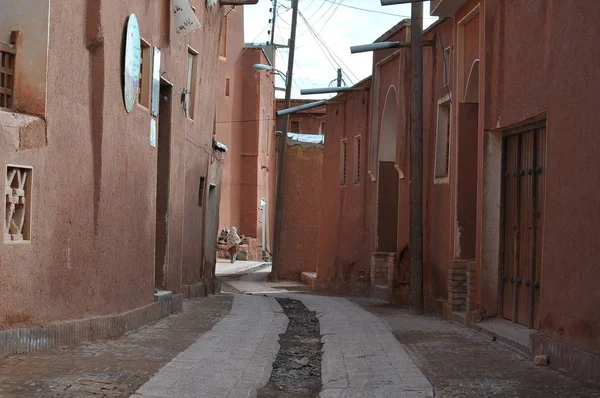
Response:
[0, 42, 16, 54]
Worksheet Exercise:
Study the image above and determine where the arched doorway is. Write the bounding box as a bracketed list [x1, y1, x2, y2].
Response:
[377, 87, 399, 252]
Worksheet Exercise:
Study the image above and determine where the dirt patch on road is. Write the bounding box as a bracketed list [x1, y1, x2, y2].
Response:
[258, 297, 322, 398]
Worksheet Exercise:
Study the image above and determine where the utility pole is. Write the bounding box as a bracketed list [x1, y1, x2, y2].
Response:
[271, 0, 299, 281]
[270, 0, 277, 45]
[409, 1, 424, 313]
[337, 68, 342, 87]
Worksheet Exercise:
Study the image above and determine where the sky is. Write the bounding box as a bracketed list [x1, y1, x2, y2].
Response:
[244, 0, 438, 99]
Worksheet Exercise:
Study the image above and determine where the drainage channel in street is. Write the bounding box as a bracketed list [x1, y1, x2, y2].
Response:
[258, 297, 322, 398]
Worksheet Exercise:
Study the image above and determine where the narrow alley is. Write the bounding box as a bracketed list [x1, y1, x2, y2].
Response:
[0, 262, 597, 397]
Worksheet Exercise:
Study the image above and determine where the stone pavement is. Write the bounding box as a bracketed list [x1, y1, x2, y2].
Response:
[134, 294, 288, 398]
[215, 259, 271, 277]
[0, 295, 232, 397]
[220, 266, 308, 295]
[353, 298, 600, 398]
[286, 293, 433, 398]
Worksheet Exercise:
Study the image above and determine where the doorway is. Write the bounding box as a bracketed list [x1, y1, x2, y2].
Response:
[203, 184, 218, 284]
[500, 123, 545, 328]
[155, 81, 172, 289]
[377, 87, 399, 252]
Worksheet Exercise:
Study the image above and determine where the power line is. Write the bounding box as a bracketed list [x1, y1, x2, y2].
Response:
[298, 10, 359, 83]
[319, 0, 438, 19]
[311, 0, 343, 30]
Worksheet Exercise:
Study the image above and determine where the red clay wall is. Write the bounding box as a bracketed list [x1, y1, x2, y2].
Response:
[276, 99, 326, 135]
[422, 21, 455, 312]
[216, 6, 245, 236]
[279, 139, 323, 280]
[0, 0, 226, 329]
[216, 15, 276, 252]
[315, 79, 373, 295]
[483, 0, 600, 353]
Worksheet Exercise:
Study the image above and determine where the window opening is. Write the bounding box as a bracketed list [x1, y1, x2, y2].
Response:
[5, 166, 32, 242]
[291, 121, 300, 133]
[340, 139, 347, 185]
[185, 48, 198, 119]
[434, 99, 451, 179]
[219, 15, 228, 58]
[354, 135, 361, 184]
[198, 176, 205, 207]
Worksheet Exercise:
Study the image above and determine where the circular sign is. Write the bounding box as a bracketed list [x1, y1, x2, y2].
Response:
[123, 14, 141, 113]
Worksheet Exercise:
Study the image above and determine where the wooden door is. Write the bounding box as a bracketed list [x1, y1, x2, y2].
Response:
[500, 124, 545, 328]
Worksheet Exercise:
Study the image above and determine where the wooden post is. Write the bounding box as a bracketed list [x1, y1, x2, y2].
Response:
[409, 2, 424, 313]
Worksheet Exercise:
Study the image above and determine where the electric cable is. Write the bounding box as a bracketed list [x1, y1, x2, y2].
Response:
[298, 10, 359, 83]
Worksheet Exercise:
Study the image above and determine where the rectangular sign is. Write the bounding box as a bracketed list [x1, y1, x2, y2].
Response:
[151, 47, 161, 117]
[150, 118, 157, 147]
[172, 0, 202, 39]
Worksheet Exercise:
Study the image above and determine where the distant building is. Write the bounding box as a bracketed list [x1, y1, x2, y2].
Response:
[276, 99, 327, 135]
[215, 6, 276, 260]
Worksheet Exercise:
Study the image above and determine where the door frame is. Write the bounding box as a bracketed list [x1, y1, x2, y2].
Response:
[498, 119, 546, 328]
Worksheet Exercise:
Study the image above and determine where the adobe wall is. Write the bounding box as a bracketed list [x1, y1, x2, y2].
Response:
[315, 80, 373, 295]
[276, 99, 326, 135]
[0, 0, 224, 330]
[422, 21, 455, 312]
[279, 138, 323, 280]
[482, 0, 600, 354]
[216, 6, 245, 236]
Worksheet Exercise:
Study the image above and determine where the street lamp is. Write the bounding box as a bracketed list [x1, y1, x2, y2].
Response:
[253, 63, 288, 84]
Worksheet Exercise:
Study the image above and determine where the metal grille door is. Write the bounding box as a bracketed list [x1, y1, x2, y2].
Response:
[501, 124, 545, 328]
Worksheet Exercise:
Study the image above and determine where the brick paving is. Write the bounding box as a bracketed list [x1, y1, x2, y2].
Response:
[134, 294, 288, 398]
[352, 299, 600, 398]
[0, 295, 232, 398]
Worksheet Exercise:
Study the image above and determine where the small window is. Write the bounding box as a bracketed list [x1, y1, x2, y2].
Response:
[186, 48, 198, 119]
[267, 113, 271, 155]
[434, 99, 451, 179]
[354, 135, 361, 184]
[261, 109, 267, 154]
[291, 121, 300, 133]
[320, 121, 326, 135]
[5, 165, 32, 242]
[198, 176, 205, 207]
[340, 139, 347, 186]
[225, 78, 230, 97]
[219, 15, 228, 58]
[138, 39, 152, 108]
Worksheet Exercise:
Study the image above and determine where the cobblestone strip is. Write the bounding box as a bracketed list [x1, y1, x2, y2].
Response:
[134, 294, 288, 398]
[290, 294, 433, 398]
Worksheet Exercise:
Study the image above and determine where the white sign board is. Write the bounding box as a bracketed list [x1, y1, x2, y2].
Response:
[150, 118, 157, 147]
[172, 0, 202, 38]
[151, 47, 161, 117]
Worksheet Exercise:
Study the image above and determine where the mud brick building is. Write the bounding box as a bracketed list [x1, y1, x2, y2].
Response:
[315, 0, 600, 384]
[0, 0, 256, 355]
[215, 6, 276, 258]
